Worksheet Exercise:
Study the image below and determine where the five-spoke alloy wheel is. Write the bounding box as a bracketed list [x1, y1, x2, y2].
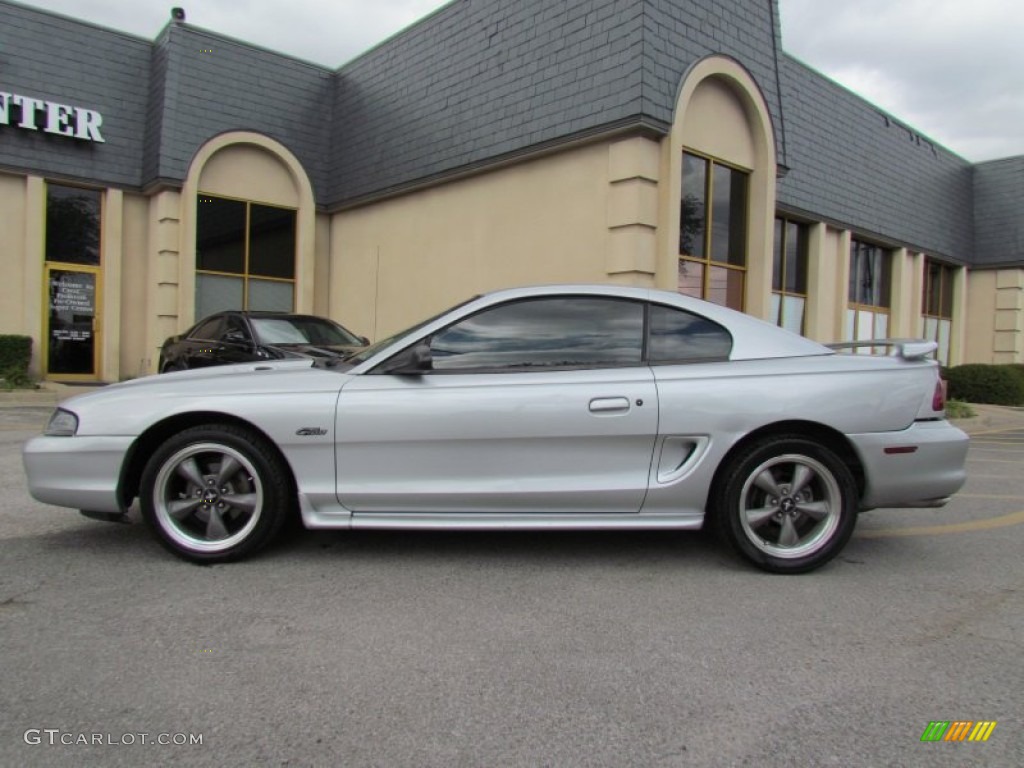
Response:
[714, 436, 858, 573]
[140, 424, 291, 563]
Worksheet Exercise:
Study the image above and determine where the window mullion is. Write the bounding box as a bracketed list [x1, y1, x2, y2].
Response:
[703, 161, 714, 298]
[243, 202, 251, 309]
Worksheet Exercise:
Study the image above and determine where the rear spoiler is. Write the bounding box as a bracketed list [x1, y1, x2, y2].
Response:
[826, 339, 938, 361]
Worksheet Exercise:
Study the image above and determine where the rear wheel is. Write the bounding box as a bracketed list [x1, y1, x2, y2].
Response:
[713, 436, 858, 574]
[139, 424, 292, 563]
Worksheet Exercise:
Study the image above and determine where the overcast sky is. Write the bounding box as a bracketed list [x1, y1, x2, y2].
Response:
[11, 0, 1024, 162]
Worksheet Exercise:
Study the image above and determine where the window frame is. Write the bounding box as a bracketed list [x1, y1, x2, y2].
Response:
[195, 193, 298, 314]
[921, 258, 957, 366]
[44, 182, 103, 267]
[922, 259, 955, 321]
[678, 150, 750, 311]
[424, 296, 647, 374]
[374, 297, 734, 375]
[771, 216, 809, 335]
[847, 238, 893, 347]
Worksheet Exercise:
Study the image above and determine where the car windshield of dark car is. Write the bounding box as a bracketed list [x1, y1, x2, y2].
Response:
[251, 317, 362, 347]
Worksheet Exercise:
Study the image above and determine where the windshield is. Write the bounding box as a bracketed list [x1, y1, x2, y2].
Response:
[251, 316, 363, 346]
[345, 296, 480, 365]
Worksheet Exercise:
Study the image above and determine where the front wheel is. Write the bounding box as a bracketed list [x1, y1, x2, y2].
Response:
[713, 437, 859, 574]
[139, 424, 292, 563]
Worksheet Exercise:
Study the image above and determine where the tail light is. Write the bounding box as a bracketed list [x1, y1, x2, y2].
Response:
[932, 378, 947, 412]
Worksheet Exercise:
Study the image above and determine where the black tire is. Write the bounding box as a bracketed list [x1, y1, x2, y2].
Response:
[139, 424, 293, 563]
[161, 362, 185, 373]
[712, 436, 859, 574]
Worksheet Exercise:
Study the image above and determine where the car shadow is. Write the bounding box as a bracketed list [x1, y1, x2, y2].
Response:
[17, 509, 738, 572]
[278, 524, 733, 570]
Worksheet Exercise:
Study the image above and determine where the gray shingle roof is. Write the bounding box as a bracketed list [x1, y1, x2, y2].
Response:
[1, 0, 1019, 267]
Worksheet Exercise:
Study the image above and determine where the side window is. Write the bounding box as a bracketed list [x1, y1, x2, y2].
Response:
[648, 304, 732, 363]
[429, 297, 644, 371]
[190, 317, 225, 341]
[221, 315, 249, 344]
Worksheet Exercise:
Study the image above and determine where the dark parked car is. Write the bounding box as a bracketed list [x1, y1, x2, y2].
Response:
[158, 311, 368, 372]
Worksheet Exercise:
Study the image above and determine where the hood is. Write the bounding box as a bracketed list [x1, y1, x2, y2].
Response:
[275, 343, 364, 359]
[54, 359, 352, 437]
[58, 359, 330, 409]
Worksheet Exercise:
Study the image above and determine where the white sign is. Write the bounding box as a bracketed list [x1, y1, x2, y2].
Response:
[0, 90, 104, 142]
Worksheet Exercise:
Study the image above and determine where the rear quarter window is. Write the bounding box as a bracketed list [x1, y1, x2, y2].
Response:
[648, 304, 732, 363]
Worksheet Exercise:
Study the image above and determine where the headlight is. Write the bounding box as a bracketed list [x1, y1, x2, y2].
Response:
[44, 408, 79, 436]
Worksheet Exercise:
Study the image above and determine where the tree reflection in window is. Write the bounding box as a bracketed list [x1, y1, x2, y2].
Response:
[678, 152, 748, 310]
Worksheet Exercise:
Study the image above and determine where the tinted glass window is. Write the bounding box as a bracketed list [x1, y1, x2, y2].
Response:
[190, 317, 226, 340]
[221, 315, 249, 343]
[196, 197, 245, 274]
[46, 184, 101, 265]
[710, 163, 747, 266]
[430, 298, 644, 371]
[849, 240, 891, 308]
[249, 204, 296, 279]
[680, 153, 708, 258]
[648, 305, 732, 363]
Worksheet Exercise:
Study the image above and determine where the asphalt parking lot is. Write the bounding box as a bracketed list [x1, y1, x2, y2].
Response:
[1, 402, 1021, 767]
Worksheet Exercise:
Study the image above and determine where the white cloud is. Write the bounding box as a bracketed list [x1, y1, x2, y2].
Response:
[779, 0, 1024, 160]
[14, 0, 451, 66]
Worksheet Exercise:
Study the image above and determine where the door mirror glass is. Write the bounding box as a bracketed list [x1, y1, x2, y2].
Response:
[223, 329, 248, 346]
[382, 341, 433, 375]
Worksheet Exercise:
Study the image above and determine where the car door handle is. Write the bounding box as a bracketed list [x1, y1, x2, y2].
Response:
[589, 397, 631, 414]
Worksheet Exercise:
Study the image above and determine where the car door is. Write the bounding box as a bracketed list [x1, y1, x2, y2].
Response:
[187, 315, 257, 368]
[335, 296, 659, 515]
[180, 316, 227, 369]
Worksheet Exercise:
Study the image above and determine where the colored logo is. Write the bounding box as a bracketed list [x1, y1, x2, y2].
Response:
[921, 721, 997, 742]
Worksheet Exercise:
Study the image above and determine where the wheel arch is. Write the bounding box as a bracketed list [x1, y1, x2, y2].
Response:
[710, 420, 866, 505]
[117, 412, 298, 510]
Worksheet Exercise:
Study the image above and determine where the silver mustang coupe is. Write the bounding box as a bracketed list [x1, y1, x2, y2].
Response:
[23, 285, 969, 573]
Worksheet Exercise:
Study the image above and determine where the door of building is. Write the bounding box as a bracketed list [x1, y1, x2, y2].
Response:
[43, 264, 101, 380]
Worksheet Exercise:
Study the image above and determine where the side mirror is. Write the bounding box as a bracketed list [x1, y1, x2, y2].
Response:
[385, 341, 433, 375]
[223, 329, 248, 346]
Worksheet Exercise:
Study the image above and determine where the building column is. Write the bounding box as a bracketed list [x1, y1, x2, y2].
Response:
[947, 265, 968, 366]
[994, 269, 1024, 363]
[145, 190, 181, 375]
[100, 188, 123, 382]
[803, 222, 831, 342]
[835, 229, 852, 340]
[606, 136, 659, 288]
[22, 176, 45, 377]
[888, 247, 918, 338]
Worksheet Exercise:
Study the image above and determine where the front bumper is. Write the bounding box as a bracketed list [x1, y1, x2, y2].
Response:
[848, 420, 969, 509]
[23, 435, 134, 514]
